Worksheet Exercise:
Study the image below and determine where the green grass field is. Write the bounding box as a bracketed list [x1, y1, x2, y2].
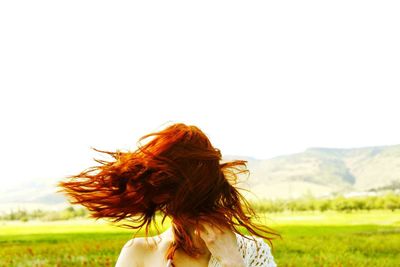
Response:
[1, 210, 399, 267]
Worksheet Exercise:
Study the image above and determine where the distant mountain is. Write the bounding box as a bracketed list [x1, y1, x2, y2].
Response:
[0, 180, 68, 212]
[238, 145, 400, 199]
[1, 145, 400, 211]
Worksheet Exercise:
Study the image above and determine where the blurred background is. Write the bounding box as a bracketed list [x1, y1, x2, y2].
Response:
[0, 1, 399, 266]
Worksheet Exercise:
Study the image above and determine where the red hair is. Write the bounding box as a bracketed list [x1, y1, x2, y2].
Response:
[58, 123, 279, 262]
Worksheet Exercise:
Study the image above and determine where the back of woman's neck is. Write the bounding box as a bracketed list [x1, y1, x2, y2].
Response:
[161, 226, 211, 258]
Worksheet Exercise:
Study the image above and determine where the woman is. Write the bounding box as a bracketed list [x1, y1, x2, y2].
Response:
[58, 123, 279, 266]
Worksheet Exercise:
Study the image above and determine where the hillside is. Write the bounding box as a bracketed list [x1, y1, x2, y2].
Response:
[242, 145, 400, 199]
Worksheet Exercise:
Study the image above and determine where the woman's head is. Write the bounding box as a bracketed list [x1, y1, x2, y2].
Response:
[58, 123, 278, 259]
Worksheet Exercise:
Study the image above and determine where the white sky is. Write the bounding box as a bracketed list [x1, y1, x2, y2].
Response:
[1, 0, 399, 190]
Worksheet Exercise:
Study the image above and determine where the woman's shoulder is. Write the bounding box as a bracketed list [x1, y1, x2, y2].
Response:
[234, 233, 277, 267]
[115, 237, 156, 267]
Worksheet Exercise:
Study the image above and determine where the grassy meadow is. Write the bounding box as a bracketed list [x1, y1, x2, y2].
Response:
[1, 210, 399, 267]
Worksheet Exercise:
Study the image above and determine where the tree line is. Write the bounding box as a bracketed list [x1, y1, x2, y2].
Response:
[0, 206, 89, 222]
[1, 192, 399, 222]
[250, 191, 400, 213]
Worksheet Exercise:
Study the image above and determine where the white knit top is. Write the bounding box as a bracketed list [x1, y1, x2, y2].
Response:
[207, 233, 277, 267]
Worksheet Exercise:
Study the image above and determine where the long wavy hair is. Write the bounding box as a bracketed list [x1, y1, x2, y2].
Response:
[58, 123, 279, 263]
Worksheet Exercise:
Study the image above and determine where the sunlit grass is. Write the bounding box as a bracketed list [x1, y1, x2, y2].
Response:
[1, 210, 399, 267]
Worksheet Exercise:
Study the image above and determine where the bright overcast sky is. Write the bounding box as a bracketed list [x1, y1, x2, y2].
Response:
[1, 0, 399, 189]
